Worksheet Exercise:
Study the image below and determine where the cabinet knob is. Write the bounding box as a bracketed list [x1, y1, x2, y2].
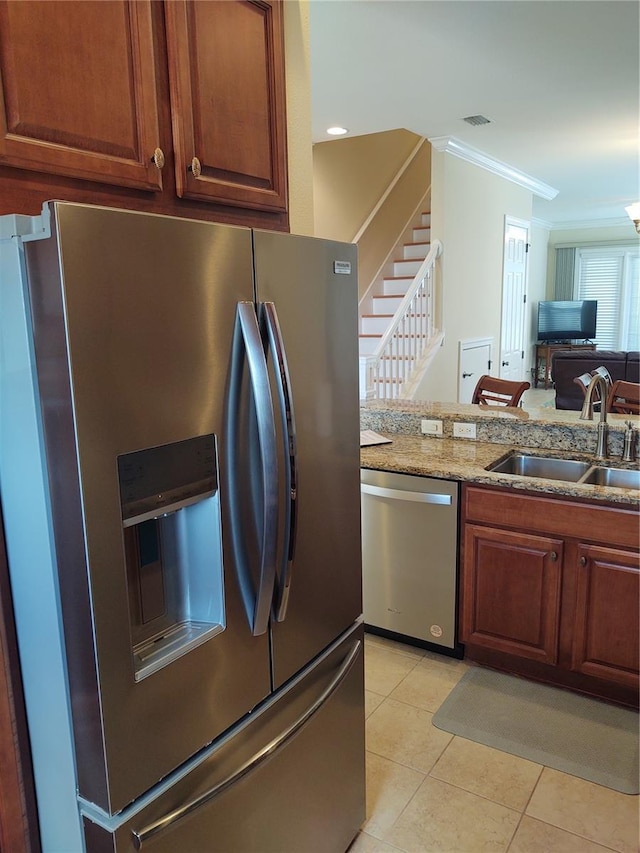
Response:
[151, 147, 165, 170]
[189, 157, 202, 178]
[579, 556, 587, 567]
[550, 551, 558, 561]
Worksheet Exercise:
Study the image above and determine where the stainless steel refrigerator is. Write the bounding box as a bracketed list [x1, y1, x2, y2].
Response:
[0, 202, 364, 851]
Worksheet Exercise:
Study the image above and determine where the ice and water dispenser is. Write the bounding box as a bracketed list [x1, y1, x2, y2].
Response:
[118, 434, 225, 680]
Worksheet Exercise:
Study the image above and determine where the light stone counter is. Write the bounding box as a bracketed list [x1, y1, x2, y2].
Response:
[360, 401, 640, 508]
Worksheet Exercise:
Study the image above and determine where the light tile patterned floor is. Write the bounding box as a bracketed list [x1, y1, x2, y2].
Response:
[350, 633, 640, 853]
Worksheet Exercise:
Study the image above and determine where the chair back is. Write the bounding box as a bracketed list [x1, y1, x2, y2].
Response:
[471, 375, 530, 407]
[607, 380, 640, 415]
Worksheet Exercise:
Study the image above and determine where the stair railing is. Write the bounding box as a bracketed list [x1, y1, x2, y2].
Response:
[360, 239, 443, 400]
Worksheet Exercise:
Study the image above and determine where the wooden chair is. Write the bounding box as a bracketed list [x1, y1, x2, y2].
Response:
[471, 375, 530, 407]
[607, 380, 640, 415]
[573, 366, 613, 411]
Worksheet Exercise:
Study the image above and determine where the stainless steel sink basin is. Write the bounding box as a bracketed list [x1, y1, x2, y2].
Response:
[486, 453, 592, 482]
[580, 466, 640, 489]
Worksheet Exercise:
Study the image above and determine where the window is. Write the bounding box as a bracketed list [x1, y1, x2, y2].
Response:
[575, 246, 640, 350]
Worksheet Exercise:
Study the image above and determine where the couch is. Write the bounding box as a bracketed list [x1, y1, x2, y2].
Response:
[551, 350, 640, 410]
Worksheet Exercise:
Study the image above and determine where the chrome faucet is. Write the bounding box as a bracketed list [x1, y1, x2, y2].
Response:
[579, 373, 609, 459]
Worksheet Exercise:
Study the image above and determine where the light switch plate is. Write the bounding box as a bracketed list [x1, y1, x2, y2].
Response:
[421, 419, 443, 436]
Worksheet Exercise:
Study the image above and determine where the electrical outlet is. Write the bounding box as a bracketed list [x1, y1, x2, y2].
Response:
[453, 422, 477, 439]
[421, 419, 443, 436]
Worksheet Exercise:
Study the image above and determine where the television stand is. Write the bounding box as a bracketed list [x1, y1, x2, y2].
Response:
[534, 342, 596, 389]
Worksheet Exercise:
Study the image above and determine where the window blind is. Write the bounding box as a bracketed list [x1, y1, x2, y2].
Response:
[575, 246, 639, 350]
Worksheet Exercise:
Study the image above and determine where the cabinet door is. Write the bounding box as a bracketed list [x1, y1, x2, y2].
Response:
[571, 545, 640, 689]
[462, 525, 563, 664]
[0, 0, 162, 190]
[165, 0, 288, 212]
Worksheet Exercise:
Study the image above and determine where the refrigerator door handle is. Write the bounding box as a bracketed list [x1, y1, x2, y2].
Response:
[260, 301, 298, 622]
[227, 302, 278, 636]
[131, 638, 362, 849]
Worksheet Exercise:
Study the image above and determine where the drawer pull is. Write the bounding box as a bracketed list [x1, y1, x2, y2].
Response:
[151, 147, 165, 169]
[579, 556, 587, 567]
[550, 551, 558, 562]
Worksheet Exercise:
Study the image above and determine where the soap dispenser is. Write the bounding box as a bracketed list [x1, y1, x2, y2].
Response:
[622, 421, 637, 463]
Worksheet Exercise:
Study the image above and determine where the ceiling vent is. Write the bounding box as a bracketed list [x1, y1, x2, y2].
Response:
[463, 115, 491, 126]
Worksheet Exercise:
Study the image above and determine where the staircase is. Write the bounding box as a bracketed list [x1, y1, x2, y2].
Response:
[359, 212, 431, 357]
[359, 211, 441, 399]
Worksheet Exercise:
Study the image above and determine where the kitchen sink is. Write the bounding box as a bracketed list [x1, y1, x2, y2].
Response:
[486, 453, 592, 482]
[580, 466, 640, 489]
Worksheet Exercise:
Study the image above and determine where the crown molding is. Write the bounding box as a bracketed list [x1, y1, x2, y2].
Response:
[530, 216, 554, 231]
[548, 216, 634, 231]
[428, 135, 558, 200]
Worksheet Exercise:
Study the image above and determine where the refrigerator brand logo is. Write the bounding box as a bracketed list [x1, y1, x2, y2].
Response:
[333, 260, 352, 275]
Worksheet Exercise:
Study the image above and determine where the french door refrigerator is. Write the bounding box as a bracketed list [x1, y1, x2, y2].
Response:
[0, 202, 364, 852]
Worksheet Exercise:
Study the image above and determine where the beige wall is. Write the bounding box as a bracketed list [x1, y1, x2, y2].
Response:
[313, 129, 422, 241]
[283, 1, 314, 236]
[357, 141, 431, 301]
[415, 152, 533, 402]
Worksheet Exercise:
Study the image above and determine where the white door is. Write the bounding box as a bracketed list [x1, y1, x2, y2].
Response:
[500, 218, 529, 381]
[458, 338, 493, 403]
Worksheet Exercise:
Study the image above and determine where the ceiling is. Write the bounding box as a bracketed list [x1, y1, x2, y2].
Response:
[308, 0, 640, 227]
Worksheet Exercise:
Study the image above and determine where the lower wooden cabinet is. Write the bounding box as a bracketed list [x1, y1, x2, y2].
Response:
[462, 525, 563, 665]
[461, 485, 640, 708]
[572, 544, 640, 688]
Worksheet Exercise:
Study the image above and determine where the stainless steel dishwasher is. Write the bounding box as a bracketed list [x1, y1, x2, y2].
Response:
[360, 469, 461, 656]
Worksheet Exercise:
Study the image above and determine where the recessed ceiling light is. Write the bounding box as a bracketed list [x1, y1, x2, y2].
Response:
[327, 126, 349, 136]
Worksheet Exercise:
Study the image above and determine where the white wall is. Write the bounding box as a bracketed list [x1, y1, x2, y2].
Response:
[528, 221, 551, 376]
[415, 151, 533, 402]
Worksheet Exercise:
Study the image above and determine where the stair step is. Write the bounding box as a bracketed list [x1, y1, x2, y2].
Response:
[358, 335, 381, 355]
[412, 227, 431, 242]
[361, 314, 393, 335]
[403, 241, 430, 260]
[382, 276, 412, 295]
[372, 295, 404, 313]
[393, 258, 422, 276]
[421, 212, 431, 226]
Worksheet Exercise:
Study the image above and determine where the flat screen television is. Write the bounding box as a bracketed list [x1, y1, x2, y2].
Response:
[537, 300, 597, 343]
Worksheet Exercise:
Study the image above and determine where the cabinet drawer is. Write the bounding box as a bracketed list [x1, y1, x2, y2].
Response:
[463, 485, 639, 549]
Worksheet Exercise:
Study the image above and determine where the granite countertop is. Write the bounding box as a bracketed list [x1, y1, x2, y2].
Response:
[360, 433, 640, 507]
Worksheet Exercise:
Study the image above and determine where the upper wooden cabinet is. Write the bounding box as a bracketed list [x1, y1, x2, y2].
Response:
[0, 0, 289, 229]
[0, 0, 163, 191]
[165, 0, 287, 212]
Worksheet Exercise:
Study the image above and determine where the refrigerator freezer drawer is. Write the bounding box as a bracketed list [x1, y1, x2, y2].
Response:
[82, 623, 365, 852]
[361, 469, 459, 650]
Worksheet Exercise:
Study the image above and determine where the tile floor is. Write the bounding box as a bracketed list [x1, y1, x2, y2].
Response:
[350, 633, 640, 853]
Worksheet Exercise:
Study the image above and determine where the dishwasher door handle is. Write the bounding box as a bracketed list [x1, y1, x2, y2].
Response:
[361, 483, 452, 505]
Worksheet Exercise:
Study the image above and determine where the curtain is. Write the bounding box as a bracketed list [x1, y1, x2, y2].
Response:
[554, 247, 576, 300]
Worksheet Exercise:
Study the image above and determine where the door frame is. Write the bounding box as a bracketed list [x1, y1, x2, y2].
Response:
[500, 216, 530, 381]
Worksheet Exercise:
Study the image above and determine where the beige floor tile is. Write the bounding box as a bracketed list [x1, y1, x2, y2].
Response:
[366, 697, 453, 773]
[347, 831, 405, 852]
[364, 642, 419, 697]
[364, 632, 425, 661]
[385, 776, 520, 853]
[362, 751, 425, 840]
[365, 690, 386, 718]
[526, 767, 640, 853]
[430, 736, 543, 811]
[389, 655, 469, 713]
[508, 815, 616, 852]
